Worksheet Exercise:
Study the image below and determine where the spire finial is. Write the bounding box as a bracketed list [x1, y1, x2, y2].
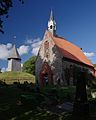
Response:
[50, 9, 54, 21]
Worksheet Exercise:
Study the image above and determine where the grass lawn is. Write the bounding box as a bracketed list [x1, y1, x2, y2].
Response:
[0, 71, 35, 84]
[0, 85, 96, 120]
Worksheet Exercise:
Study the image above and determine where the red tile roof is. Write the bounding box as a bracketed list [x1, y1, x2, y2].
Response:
[47, 31, 94, 68]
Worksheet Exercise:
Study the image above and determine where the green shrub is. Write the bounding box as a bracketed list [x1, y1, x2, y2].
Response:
[41, 86, 76, 103]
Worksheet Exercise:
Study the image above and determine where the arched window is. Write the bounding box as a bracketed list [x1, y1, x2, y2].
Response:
[44, 41, 50, 58]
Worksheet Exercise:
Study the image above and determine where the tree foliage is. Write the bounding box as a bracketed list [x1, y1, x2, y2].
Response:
[22, 56, 37, 75]
[93, 64, 96, 68]
[0, 0, 24, 33]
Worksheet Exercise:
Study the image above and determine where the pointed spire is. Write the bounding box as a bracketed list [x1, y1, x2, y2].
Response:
[8, 44, 21, 60]
[48, 10, 56, 36]
[50, 9, 54, 21]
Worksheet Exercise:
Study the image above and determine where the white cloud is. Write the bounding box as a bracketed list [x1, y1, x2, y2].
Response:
[0, 44, 11, 60]
[18, 45, 29, 56]
[26, 37, 42, 56]
[26, 38, 41, 45]
[13, 36, 16, 39]
[1, 67, 8, 72]
[32, 46, 40, 55]
[84, 52, 95, 57]
[32, 40, 42, 48]
[26, 39, 33, 44]
[31, 40, 42, 55]
[0, 37, 41, 61]
[7, 43, 12, 49]
[0, 43, 30, 60]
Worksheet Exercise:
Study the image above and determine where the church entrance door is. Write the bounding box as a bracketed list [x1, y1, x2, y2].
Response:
[44, 73, 48, 85]
[40, 62, 53, 86]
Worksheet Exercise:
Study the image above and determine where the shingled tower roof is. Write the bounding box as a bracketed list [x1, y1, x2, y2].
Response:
[8, 45, 21, 60]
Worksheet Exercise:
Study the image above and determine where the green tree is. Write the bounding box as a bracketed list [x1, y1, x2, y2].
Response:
[0, 0, 24, 33]
[93, 64, 96, 68]
[22, 56, 37, 75]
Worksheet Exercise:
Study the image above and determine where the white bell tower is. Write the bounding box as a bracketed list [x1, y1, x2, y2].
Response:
[48, 10, 56, 36]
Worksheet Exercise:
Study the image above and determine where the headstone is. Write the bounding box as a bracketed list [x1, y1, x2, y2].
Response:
[73, 70, 89, 117]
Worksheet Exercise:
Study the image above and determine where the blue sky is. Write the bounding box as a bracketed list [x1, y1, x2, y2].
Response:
[0, 0, 96, 71]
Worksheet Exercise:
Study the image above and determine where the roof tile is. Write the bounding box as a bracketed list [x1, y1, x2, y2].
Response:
[47, 31, 93, 68]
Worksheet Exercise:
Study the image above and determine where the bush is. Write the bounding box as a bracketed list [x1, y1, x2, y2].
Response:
[41, 86, 76, 103]
[20, 93, 45, 106]
[22, 56, 36, 75]
[0, 80, 7, 86]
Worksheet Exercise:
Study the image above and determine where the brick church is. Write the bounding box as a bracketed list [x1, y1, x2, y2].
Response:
[35, 11, 94, 86]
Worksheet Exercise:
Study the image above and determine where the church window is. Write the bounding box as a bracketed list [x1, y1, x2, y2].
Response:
[44, 41, 50, 58]
[44, 41, 49, 49]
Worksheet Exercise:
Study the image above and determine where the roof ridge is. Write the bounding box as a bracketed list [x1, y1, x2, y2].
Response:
[47, 30, 93, 68]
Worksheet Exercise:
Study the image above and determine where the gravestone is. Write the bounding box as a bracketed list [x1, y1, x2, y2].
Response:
[73, 70, 89, 116]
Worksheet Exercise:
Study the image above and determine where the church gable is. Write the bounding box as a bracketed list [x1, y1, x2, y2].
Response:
[36, 30, 60, 63]
[35, 31, 62, 85]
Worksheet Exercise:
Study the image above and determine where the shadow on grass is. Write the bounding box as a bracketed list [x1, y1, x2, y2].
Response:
[0, 85, 96, 120]
[0, 86, 60, 120]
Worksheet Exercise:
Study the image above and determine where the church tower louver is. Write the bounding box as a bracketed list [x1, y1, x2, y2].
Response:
[8, 45, 21, 71]
[48, 10, 56, 36]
